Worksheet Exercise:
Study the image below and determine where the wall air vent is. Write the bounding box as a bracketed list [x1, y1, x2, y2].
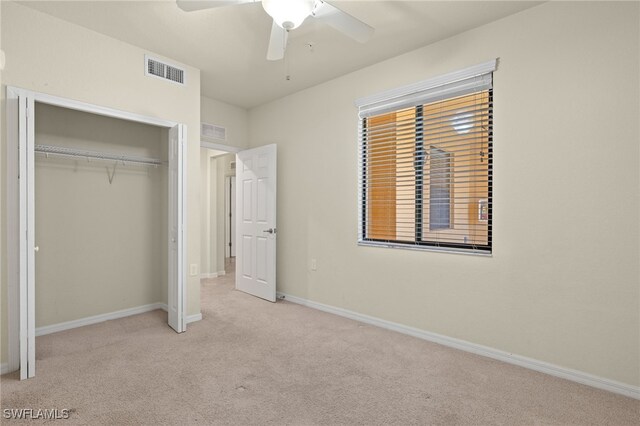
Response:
[230, 161, 236, 170]
[145, 55, 185, 85]
[201, 122, 227, 141]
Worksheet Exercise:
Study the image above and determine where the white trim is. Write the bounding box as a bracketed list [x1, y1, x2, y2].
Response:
[180, 125, 188, 332]
[26, 95, 36, 378]
[201, 272, 219, 279]
[358, 240, 492, 257]
[6, 87, 21, 375]
[35, 304, 202, 338]
[200, 270, 227, 279]
[277, 292, 640, 400]
[31, 89, 179, 128]
[354, 59, 497, 108]
[35, 304, 166, 337]
[158, 305, 202, 324]
[200, 141, 242, 153]
[186, 313, 203, 324]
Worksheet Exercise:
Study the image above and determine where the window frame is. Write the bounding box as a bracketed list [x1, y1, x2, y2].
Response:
[356, 61, 496, 256]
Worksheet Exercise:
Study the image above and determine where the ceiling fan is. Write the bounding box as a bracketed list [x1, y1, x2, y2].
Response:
[176, 0, 374, 61]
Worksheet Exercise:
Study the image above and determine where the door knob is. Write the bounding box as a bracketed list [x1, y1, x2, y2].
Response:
[263, 228, 276, 234]
[34, 246, 39, 252]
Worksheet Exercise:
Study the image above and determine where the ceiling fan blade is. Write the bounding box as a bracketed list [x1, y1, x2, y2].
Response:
[311, 0, 374, 43]
[176, 0, 256, 12]
[266, 20, 288, 61]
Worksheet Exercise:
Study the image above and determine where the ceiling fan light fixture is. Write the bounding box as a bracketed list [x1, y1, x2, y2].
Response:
[262, 0, 316, 30]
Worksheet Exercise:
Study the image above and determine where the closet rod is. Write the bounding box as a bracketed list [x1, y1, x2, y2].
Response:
[34, 144, 165, 166]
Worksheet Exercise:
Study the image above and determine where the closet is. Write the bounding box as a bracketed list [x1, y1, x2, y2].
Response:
[7, 87, 187, 380]
[34, 103, 168, 330]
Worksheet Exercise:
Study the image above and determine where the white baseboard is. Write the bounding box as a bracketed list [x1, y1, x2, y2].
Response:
[201, 270, 226, 279]
[157, 304, 202, 325]
[3, 305, 202, 375]
[35, 303, 166, 337]
[201, 272, 219, 279]
[277, 292, 639, 400]
[36, 303, 202, 337]
[186, 313, 203, 324]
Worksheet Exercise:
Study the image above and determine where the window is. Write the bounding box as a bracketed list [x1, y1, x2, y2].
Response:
[356, 60, 495, 254]
[429, 147, 452, 231]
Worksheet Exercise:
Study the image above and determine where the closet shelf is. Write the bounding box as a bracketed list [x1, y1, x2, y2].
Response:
[35, 144, 165, 166]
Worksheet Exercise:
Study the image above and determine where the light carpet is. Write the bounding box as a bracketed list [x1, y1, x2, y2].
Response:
[1, 268, 638, 424]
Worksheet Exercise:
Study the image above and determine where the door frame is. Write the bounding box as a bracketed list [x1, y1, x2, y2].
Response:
[225, 175, 236, 258]
[200, 141, 242, 154]
[6, 86, 188, 378]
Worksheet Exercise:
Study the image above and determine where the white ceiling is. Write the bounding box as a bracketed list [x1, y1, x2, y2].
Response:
[21, 1, 541, 108]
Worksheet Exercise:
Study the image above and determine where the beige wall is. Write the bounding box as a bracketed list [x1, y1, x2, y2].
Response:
[34, 104, 168, 327]
[1, 2, 202, 363]
[201, 96, 249, 150]
[248, 1, 640, 387]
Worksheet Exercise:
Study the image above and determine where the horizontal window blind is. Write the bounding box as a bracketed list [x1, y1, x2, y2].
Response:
[356, 60, 495, 254]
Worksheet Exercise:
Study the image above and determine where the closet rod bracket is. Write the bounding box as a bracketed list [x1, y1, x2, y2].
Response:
[107, 162, 117, 184]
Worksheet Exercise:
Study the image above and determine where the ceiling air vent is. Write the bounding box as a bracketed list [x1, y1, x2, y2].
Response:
[201, 122, 227, 141]
[145, 55, 185, 85]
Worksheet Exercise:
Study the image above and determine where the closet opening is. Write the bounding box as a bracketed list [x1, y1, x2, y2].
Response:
[34, 102, 169, 334]
[7, 87, 187, 380]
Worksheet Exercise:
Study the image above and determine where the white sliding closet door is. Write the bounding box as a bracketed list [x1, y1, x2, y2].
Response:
[9, 88, 36, 380]
[168, 124, 186, 332]
[22, 94, 35, 379]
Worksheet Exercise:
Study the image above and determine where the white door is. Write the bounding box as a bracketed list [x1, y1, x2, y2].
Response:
[7, 88, 36, 380]
[168, 124, 186, 332]
[17, 93, 36, 379]
[235, 145, 277, 302]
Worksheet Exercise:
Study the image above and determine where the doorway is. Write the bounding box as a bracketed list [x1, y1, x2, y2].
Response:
[200, 142, 239, 283]
[199, 143, 278, 303]
[6, 87, 187, 379]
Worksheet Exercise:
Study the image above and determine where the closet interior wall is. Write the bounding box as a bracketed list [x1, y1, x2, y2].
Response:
[34, 103, 168, 328]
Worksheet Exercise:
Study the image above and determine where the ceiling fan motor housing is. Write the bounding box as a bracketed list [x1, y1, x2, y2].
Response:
[262, 0, 317, 30]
